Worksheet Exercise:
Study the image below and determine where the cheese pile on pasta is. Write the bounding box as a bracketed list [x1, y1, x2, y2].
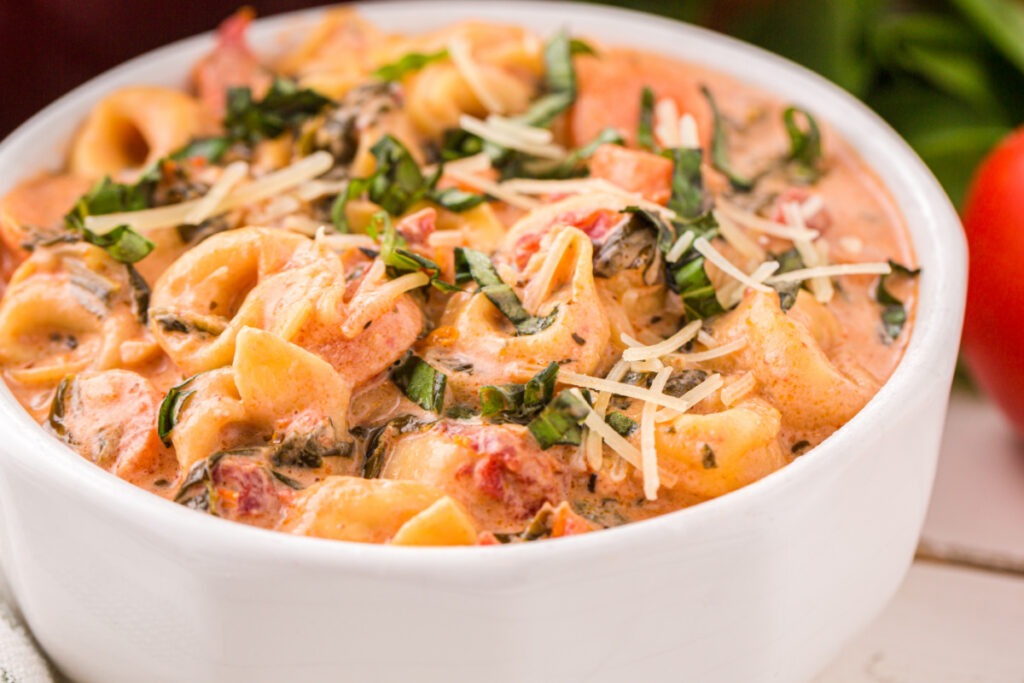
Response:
[0, 9, 918, 545]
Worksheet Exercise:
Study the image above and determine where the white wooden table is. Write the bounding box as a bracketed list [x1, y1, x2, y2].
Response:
[816, 391, 1024, 682]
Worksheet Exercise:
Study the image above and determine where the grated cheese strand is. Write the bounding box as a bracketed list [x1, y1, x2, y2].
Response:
[485, 114, 553, 145]
[584, 360, 628, 471]
[571, 389, 643, 468]
[85, 151, 335, 234]
[654, 98, 681, 148]
[448, 38, 506, 114]
[444, 167, 541, 210]
[721, 371, 757, 407]
[713, 197, 819, 241]
[523, 227, 575, 313]
[693, 237, 774, 293]
[641, 367, 673, 500]
[665, 230, 695, 263]
[679, 113, 700, 149]
[184, 161, 248, 225]
[783, 201, 833, 303]
[621, 319, 702, 362]
[654, 372, 724, 422]
[766, 261, 892, 284]
[499, 178, 677, 219]
[665, 337, 746, 364]
[559, 368, 714, 414]
[459, 115, 566, 159]
[716, 208, 766, 262]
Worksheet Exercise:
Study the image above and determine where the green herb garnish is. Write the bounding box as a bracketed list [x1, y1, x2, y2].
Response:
[224, 77, 333, 145]
[701, 84, 754, 191]
[170, 137, 232, 163]
[876, 260, 921, 341]
[372, 49, 449, 82]
[605, 411, 638, 437]
[783, 106, 823, 183]
[367, 211, 460, 292]
[702, 444, 718, 469]
[64, 177, 156, 264]
[479, 362, 559, 424]
[454, 247, 557, 335]
[157, 375, 200, 447]
[637, 86, 657, 151]
[332, 135, 484, 231]
[527, 389, 589, 449]
[390, 353, 448, 412]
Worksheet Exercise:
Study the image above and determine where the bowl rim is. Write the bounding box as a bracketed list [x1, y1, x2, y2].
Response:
[0, 0, 966, 576]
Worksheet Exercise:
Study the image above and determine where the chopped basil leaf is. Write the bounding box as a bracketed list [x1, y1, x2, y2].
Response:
[170, 137, 231, 163]
[64, 177, 157, 264]
[517, 30, 579, 127]
[664, 147, 707, 220]
[390, 353, 447, 412]
[224, 77, 333, 144]
[479, 362, 559, 424]
[569, 38, 597, 56]
[783, 107, 823, 184]
[673, 256, 727, 320]
[701, 85, 754, 191]
[372, 49, 448, 82]
[876, 260, 921, 341]
[605, 411, 638, 437]
[85, 225, 155, 264]
[770, 247, 806, 312]
[367, 211, 460, 292]
[637, 86, 657, 151]
[454, 247, 558, 335]
[46, 375, 74, 438]
[528, 389, 589, 449]
[702, 444, 718, 469]
[332, 135, 484, 231]
[428, 186, 486, 212]
[157, 375, 200, 446]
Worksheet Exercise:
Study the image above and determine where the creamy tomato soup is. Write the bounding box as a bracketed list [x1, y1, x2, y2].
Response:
[0, 9, 916, 545]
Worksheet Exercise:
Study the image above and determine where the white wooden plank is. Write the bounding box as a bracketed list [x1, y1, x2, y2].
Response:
[816, 562, 1024, 683]
[921, 391, 1024, 567]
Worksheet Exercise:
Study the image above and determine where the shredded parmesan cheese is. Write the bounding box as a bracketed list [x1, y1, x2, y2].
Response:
[697, 330, 719, 348]
[693, 237, 774, 293]
[641, 367, 672, 499]
[459, 115, 566, 159]
[485, 115, 553, 145]
[716, 209, 766, 262]
[765, 261, 891, 284]
[85, 151, 335, 234]
[444, 167, 540, 210]
[621, 319, 702, 362]
[184, 161, 248, 225]
[585, 361, 628, 471]
[499, 178, 677, 219]
[665, 230, 695, 263]
[679, 113, 700, 149]
[523, 227, 575, 313]
[666, 337, 747, 364]
[783, 201, 833, 303]
[558, 368, 716, 414]
[714, 197, 819, 241]
[448, 38, 506, 114]
[654, 372, 724, 422]
[721, 372, 756, 407]
[654, 98, 681, 148]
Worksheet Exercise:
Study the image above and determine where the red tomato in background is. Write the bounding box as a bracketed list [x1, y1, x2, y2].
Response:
[961, 127, 1024, 439]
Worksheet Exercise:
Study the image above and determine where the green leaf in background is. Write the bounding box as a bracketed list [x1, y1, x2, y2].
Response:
[951, 0, 1024, 73]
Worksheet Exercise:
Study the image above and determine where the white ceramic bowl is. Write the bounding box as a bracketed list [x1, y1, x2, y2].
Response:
[0, 3, 966, 682]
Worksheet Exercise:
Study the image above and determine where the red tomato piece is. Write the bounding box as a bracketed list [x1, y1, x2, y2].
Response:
[961, 127, 1024, 439]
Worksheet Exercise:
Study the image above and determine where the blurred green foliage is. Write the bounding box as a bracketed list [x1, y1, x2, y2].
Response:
[585, 0, 1024, 208]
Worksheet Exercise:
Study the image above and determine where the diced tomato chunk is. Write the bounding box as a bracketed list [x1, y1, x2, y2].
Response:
[588, 143, 673, 204]
[192, 8, 271, 118]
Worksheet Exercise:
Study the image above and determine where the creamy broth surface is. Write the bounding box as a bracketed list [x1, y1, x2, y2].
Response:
[0, 10, 915, 544]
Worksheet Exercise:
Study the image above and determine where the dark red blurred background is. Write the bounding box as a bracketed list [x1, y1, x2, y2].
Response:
[0, 0, 331, 138]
